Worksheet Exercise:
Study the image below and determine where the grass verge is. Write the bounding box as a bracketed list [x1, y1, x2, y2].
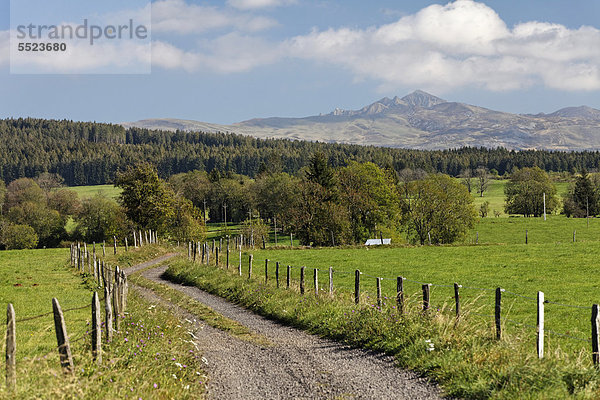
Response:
[164, 257, 600, 399]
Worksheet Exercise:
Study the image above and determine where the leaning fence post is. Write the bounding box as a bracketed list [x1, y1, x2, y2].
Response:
[354, 270, 361, 304]
[6, 303, 16, 389]
[422, 284, 431, 311]
[397, 277, 404, 314]
[248, 255, 253, 279]
[314, 268, 319, 296]
[275, 262, 280, 288]
[454, 283, 461, 320]
[537, 291, 544, 359]
[495, 287, 502, 340]
[300, 266, 305, 295]
[104, 286, 113, 342]
[92, 292, 102, 364]
[593, 304, 600, 365]
[52, 298, 74, 374]
[377, 278, 382, 308]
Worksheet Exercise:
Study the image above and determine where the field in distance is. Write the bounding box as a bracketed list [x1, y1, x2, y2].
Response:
[69, 184, 121, 199]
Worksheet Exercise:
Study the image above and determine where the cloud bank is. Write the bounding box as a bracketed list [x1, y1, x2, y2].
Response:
[2, 0, 599, 92]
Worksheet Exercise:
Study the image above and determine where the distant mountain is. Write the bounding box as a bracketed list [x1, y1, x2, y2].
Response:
[123, 91, 600, 151]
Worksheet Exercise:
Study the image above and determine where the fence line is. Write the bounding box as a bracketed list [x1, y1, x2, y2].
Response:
[198, 244, 600, 364]
[5, 241, 132, 388]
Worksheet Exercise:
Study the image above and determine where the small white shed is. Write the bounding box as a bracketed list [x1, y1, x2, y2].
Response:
[364, 239, 391, 246]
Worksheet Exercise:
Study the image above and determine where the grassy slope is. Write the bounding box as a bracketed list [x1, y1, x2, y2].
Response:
[69, 184, 121, 199]
[0, 246, 205, 399]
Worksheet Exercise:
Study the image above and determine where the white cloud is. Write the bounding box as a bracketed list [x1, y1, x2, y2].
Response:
[285, 0, 600, 92]
[152, 0, 278, 34]
[152, 34, 282, 73]
[227, 0, 296, 10]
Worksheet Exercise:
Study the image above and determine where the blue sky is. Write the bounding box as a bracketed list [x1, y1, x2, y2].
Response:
[1, 0, 600, 124]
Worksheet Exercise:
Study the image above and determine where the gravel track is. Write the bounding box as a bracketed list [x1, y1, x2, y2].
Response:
[125, 256, 442, 400]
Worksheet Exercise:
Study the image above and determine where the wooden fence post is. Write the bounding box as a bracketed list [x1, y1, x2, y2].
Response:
[275, 262, 280, 288]
[121, 272, 128, 313]
[113, 285, 120, 332]
[226, 238, 230, 269]
[329, 267, 333, 297]
[6, 303, 16, 389]
[397, 277, 404, 314]
[454, 283, 461, 320]
[52, 298, 74, 374]
[265, 259, 269, 283]
[592, 304, 600, 365]
[215, 247, 219, 266]
[422, 284, 431, 311]
[495, 287, 502, 340]
[262, 235, 266, 250]
[377, 278, 382, 307]
[238, 247, 242, 276]
[537, 291, 544, 359]
[92, 292, 102, 364]
[287, 266, 291, 289]
[248, 255, 253, 279]
[104, 286, 113, 342]
[290, 233, 293, 248]
[133, 231, 137, 248]
[314, 269, 319, 296]
[354, 270, 360, 304]
[300, 267, 305, 294]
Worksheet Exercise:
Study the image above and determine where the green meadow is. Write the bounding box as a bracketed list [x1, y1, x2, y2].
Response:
[69, 184, 121, 199]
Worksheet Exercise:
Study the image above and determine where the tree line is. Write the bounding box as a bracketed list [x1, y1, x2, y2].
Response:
[4, 118, 600, 186]
[1, 158, 598, 250]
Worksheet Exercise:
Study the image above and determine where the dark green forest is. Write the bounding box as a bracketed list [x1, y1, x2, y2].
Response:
[2, 117, 600, 185]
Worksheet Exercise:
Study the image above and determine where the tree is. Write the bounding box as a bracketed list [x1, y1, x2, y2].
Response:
[336, 162, 400, 243]
[479, 201, 490, 218]
[0, 224, 38, 250]
[48, 188, 80, 217]
[5, 178, 45, 210]
[74, 194, 129, 243]
[504, 167, 558, 217]
[168, 194, 206, 242]
[169, 170, 211, 211]
[400, 174, 477, 245]
[35, 173, 65, 192]
[0, 180, 5, 215]
[563, 169, 600, 217]
[460, 168, 473, 193]
[6, 201, 65, 247]
[290, 180, 352, 246]
[116, 164, 175, 232]
[252, 172, 301, 231]
[306, 152, 336, 190]
[475, 167, 489, 197]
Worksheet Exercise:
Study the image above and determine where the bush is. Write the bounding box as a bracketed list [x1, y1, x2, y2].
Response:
[1, 224, 38, 249]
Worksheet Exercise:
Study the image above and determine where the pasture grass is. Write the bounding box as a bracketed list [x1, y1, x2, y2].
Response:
[0, 246, 205, 399]
[68, 184, 121, 199]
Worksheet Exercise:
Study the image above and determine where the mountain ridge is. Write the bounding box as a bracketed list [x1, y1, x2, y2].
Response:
[123, 91, 600, 151]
